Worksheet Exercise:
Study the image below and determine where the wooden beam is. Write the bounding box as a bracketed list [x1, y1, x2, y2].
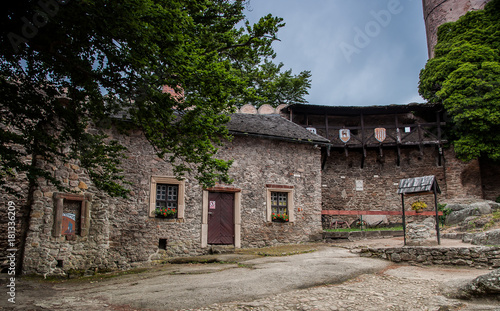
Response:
[325, 114, 329, 140]
[402, 191, 434, 197]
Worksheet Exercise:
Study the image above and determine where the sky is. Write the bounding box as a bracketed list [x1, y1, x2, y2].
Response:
[243, 0, 430, 107]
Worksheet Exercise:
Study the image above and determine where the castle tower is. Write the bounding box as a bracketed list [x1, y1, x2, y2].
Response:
[422, 0, 491, 58]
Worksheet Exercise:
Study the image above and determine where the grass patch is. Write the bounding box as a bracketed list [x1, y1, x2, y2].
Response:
[324, 226, 404, 232]
[236, 243, 319, 257]
[23, 267, 150, 283]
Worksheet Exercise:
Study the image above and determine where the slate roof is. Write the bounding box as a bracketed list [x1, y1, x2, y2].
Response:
[227, 113, 330, 145]
[397, 175, 441, 194]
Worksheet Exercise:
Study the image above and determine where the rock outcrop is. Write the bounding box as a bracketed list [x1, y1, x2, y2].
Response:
[445, 201, 499, 225]
[454, 268, 500, 300]
[471, 229, 500, 246]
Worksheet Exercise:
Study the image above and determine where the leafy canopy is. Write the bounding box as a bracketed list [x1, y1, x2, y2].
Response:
[0, 0, 311, 197]
[418, 0, 500, 161]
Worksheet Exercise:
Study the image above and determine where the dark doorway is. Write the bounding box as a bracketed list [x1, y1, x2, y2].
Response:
[207, 192, 235, 245]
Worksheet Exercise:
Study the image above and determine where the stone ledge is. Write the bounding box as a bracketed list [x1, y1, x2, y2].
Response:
[323, 230, 404, 242]
[361, 246, 500, 268]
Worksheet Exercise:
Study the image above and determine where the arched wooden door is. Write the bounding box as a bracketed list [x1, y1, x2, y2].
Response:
[207, 192, 234, 245]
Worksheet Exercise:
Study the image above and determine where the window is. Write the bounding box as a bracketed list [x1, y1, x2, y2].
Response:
[266, 185, 294, 223]
[149, 176, 185, 219]
[52, 193, 91, 239]
[271, 192, 288, 220]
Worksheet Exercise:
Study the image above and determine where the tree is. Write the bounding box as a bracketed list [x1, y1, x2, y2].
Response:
[1, 0, 313, 274]
[1, 0, 310, 198]
[235, 60, 312, 108]
[418, 0, 500, 161]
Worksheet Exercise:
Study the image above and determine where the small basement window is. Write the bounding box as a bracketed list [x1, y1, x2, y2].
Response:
[158, 238, 167, 250]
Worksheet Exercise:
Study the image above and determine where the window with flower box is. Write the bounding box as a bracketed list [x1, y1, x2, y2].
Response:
[155, 184, 178, 218]
[271, 192, 289, 222]
[149, 176, 185, 219]
[266, 185, 294, 223]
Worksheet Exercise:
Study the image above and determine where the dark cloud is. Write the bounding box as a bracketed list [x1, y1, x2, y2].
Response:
[244, 0, 429, 106]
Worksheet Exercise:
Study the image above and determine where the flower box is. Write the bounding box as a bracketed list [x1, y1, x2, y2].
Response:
[155, 207, 177, 219]
[272, 213, 289, 222]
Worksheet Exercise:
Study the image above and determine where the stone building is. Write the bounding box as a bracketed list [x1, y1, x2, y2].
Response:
[282, 103, 484, 225]
[422, 0, 492, 57]
[3, 109, 329, 275]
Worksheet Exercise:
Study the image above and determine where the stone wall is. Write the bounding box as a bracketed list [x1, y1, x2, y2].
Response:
[320, 145, 482, 227]
[0, 176, 28, 273]
[362, 245, 500, 268]
[20, 128, 323, 275]
[479, 158, 500, 201]
[218, 136, 323, 249]
[322, 146, 445, 214]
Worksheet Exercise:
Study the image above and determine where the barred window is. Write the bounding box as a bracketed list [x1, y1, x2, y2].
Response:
[271, 192, 288, 217]
[156, 184, 178, 209]
[149, 176, 185, 219]
[266, 186, 294, 223]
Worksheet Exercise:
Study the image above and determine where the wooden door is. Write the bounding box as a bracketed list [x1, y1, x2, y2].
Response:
[207, 192, 234, 245]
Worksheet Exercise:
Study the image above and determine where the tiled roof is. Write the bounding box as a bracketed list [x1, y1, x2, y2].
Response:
[227, 113, 330, 145]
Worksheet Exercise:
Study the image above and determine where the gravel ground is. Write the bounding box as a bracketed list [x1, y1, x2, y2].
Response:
[183, 265, 499, 311]
[2, 239, 499, 311]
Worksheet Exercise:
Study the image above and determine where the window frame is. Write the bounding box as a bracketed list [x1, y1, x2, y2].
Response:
[149, 176, 185, 219]
[266, 185, 294, 223]
[53, 193, 91, 238]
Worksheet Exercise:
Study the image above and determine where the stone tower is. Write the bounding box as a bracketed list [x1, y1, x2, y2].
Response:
[422, 0, 491, 58]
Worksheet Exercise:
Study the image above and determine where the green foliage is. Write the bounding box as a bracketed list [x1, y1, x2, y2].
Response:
[236, 60, 312, 108]
[438, 203, 451, 226]
[418, 0, 500, 162]
[0, 0, 307, 196]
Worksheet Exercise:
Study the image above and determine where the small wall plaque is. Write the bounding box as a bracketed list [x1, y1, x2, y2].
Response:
[355, 180, 363, 191]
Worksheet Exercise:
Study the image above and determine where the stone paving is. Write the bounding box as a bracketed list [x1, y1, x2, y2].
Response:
[3, 239, 500, 311]
[184, 267, 499, 311]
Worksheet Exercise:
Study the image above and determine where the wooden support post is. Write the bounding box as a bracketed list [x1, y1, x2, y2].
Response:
[434, 181, 441, 245]
[397, 145, 401, 166]
[325, 114, 329, 140]
[395, 114, 401, 166]
[361, 113, 366, 159]
[402, 194, 407, 246]
[418, 124, 423, 155]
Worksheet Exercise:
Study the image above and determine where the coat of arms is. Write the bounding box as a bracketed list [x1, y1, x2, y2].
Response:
[374, 128, 386, 143]
[339, 129, 350, 143]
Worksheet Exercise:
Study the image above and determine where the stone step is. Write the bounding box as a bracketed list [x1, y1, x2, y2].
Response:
[209, 245, 235, 254]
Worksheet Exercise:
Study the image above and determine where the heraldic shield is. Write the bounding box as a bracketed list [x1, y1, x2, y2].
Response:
[374, 128, 386, 142]
[339, 129, 350, 143]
